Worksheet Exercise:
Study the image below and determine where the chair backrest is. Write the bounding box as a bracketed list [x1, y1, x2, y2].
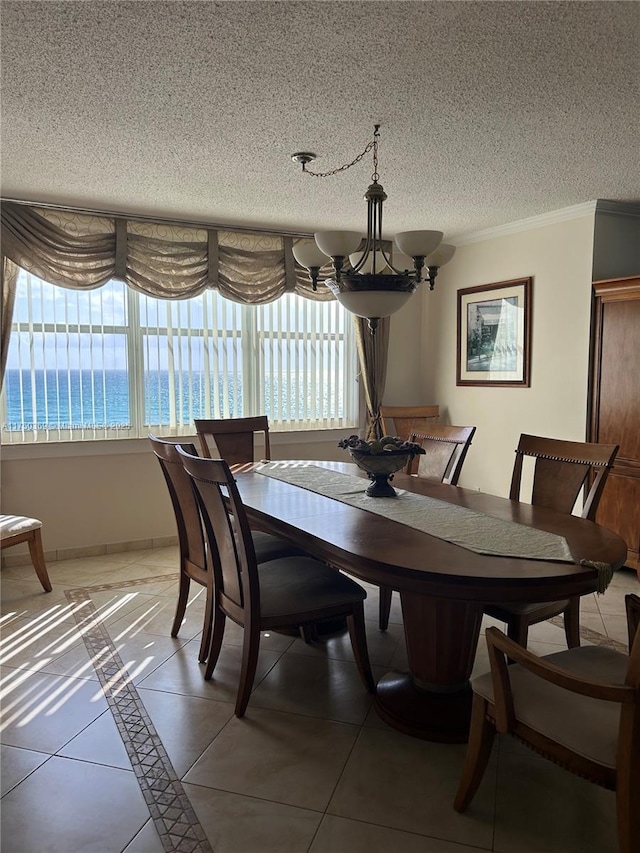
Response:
[408, 425, 476, 485]
[194, 416, 271, 465]
[178, 448, 258, 620]
[509, 434, 619, 520]
[379, 405, 439, 441]
[148, 434, 206, 571]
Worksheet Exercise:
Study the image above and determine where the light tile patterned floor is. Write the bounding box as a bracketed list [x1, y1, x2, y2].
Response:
[1, 546, 637, 852]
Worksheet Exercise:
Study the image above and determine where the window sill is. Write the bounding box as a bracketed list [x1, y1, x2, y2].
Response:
[1, 427, 356, 461]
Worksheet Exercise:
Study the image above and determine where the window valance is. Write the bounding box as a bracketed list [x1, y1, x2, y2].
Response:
[0, 202, 331, 303]
[0, 202, 388, 440]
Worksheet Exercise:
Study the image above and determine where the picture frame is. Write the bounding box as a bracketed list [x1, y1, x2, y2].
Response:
[457, 277, 532, 387]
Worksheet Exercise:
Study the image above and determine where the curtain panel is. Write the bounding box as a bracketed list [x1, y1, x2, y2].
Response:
[355, 316, 390, 440]
[1, 257, 19, 382]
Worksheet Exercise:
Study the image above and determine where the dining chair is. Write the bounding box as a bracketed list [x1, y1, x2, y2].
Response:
[483, 433, 619, 648]
[379, 404, 439, 441]
[192, 416, 325, 638]
[194, 416, 271, 464]
[454, 593, 640, 853]
[407, 424, 476, 482]
[0, 514, 52, 592]
[178, 447, 375, 716]
[149, 434, 307, 662]
[378, 423, 476, 630]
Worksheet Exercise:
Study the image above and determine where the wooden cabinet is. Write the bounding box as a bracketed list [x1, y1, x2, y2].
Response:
[589, 276, 640, 573]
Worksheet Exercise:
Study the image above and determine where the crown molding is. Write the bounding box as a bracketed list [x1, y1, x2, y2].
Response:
[453, 201, 599, 246]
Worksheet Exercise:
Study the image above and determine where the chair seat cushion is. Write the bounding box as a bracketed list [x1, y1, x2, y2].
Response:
[473, 645, 628, 768]
[251, 531, 305, 563]
[0, 515, 42, 540]
[258, 556, 366, 622]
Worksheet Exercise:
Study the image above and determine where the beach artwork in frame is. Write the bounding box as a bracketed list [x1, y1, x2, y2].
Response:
[457, 277, 532, 386]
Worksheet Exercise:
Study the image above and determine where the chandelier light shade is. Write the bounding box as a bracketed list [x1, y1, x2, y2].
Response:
[290, 240, 329, 271]
[392, 243, 457, 277]
[291, 125, 456, 332]
[334, 283, 415, 321]
[314, 231, 362, 258]
[424, 243, 457, 269]
[393, 230, 443, 259]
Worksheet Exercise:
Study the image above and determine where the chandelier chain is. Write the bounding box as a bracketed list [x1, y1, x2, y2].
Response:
[302, 125, 381, 179]
[372, 125, 380, 182]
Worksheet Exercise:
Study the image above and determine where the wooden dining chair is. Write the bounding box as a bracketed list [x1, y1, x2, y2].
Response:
[484, 434, 619, 648]
[407, 424, 476, 482]
[194, 415, 284, 568]
[378, 424, 476, 630]
[0, 515, 52, 592]
[149, 434, 307, 662]
[194, 416, 271, 464]
[379, 405, 439, 441]
[455, 593, 640, 853]
[178, 448, 375, 716]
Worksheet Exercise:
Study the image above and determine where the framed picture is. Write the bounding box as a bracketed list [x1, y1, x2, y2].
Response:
[457, 277, 532, 386]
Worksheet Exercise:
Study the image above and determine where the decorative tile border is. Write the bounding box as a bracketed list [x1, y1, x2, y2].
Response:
[62, 571, 627, 852]
[65, 575, 213, 853]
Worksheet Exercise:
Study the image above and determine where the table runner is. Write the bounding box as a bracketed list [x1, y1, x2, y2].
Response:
[257, 462, 576, 563]
[255, 463, 615, 591]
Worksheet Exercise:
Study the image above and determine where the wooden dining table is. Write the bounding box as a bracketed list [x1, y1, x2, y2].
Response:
[231, 461, 628, 742]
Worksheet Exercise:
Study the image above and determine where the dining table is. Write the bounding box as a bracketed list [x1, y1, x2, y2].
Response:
[231, 460, 628, 743]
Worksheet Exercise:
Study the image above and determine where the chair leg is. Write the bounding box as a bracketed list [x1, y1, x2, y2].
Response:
[454, 693, 496, 812]
[615, 712, 640, 853]
[204, 607, 226, 679]
[28, 529, 52, 592]
[563, 596, 581, 648]
[347, 603, 375, 693]
[198, 584, 214, 664]
[617, 801, 637, 853]
[171, 571, 191, 637]
[235, 622, 261, 718]
[379, 585, 393, 631]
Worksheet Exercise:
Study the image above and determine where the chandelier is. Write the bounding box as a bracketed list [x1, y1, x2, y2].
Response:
[291, 125, 455, 333]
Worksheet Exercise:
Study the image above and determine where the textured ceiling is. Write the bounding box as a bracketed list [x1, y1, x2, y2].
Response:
[1, 1, 639, 240]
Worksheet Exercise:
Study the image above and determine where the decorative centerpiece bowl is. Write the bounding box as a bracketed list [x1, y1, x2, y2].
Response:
[338, 434, 425, 497]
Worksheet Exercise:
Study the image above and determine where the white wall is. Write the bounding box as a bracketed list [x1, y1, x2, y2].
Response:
[383, 286, 425, 404]
[415, 214, 596, 498]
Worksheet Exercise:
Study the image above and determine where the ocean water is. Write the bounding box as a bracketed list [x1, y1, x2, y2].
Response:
[2, 369, 341, 431]
[2, 369, 242, 430]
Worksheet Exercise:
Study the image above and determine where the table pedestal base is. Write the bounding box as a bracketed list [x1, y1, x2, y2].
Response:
[373, 593, 482, 741]
[375, 672, 473, 742]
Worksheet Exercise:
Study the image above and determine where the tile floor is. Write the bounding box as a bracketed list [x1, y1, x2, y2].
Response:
[1, 545, 637, 853]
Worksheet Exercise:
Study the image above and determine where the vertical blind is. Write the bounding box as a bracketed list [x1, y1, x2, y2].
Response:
[1, 272, 358, 442]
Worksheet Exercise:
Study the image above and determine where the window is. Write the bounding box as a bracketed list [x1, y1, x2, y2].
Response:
[2, 271, 358, 443]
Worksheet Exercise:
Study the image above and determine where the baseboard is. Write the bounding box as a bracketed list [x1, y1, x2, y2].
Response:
[1, 535, 178, 568]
